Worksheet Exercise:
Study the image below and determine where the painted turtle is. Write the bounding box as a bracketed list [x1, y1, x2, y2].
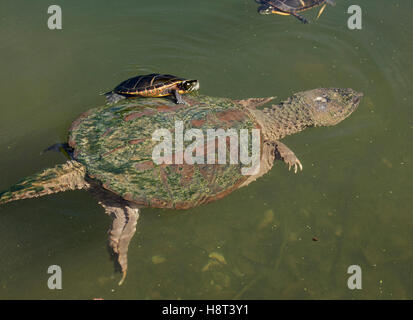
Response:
[256, 0, 335, 24]
[105, 73, 199, 105]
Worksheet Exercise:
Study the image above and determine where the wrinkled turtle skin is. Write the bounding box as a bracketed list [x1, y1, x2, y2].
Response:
[68, 95, 259, 209]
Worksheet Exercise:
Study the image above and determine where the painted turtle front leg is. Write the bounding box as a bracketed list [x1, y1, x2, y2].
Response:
[291, 12, 308, 24]
[172, 89, 187, 105]
[274, 141, 303, 173]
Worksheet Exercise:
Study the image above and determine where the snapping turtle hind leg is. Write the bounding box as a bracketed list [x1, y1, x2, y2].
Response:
[114, 205, 140, 286]
[90, 186, 140, 285]
[274, 141, 303, 173]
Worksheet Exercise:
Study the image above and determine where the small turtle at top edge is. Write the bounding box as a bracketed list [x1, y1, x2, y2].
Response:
[256, 0, 335, 24]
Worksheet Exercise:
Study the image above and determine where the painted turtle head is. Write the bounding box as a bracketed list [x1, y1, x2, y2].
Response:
[178, 80, 200, 93]
[294, 88, 363, 127]
[258, 5, 275, 15]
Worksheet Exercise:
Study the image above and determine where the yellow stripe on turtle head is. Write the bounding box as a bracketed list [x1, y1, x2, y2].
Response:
[273, 10, 291, 16]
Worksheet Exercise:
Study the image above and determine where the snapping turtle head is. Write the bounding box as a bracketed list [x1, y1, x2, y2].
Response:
[297, 88, 363, 127]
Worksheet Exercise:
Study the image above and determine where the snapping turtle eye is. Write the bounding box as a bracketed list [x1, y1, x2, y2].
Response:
[322, 94, 331, 102]
[314, 95, 331, 104]
[314, 96, 327, 103]
[313, 96, 328, 112]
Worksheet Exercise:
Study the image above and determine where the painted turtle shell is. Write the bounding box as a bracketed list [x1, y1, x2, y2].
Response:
[68, 95, 261, 209]
[111, 73, 198, 98]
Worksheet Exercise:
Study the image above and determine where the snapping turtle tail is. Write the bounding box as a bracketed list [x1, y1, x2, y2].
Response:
[0, 160, 88, 205]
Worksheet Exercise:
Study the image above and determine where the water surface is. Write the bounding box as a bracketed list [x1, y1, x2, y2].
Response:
[0, 0, 412, 299]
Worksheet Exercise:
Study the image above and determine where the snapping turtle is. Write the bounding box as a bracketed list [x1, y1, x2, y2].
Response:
[0, 88, 362, 285]
[256, 0, 335, 23]
[105, 73, 200, 105]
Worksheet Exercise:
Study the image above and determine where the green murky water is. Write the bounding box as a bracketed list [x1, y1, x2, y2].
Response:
[0, 0, 412, 299]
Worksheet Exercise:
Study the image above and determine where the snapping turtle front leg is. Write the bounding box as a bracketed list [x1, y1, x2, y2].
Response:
[89, 186, 140, 285]
[274, 141, 303, 173]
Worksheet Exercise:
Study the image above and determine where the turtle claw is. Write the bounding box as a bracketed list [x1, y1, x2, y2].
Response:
[118, 271, 127, 286]
[274, 141, 303, 174]
[298, 161, 303, 171]
[176, 99, 188, 105]
[293, 160, 303, 174]
[289, 160, 303, 174]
